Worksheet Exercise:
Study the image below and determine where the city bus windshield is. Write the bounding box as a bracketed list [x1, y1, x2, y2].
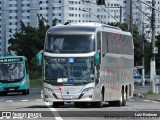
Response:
[44, 57, 94, 84]
[45, 34, 95, 53]
[0, 63, 24, 80]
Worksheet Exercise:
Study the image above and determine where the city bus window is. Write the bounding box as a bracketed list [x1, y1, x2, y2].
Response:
[45, 34, 95, 53]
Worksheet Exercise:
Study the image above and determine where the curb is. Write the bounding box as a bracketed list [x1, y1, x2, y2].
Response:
[134, 93, 160, 102]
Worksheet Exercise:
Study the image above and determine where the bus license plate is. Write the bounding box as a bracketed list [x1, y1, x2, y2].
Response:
[63, 95, 73, 99]
[9, 88, 14, 91]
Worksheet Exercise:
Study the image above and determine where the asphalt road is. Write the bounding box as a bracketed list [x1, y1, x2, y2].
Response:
[0, 88, 160, 120]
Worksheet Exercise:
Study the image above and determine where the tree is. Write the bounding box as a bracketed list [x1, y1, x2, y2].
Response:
[52, 18, 59, 26]
[8, 17, 49, 65]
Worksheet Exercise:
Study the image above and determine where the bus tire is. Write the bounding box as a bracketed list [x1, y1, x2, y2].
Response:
[27, 89, 29, 94]
[116, 90, 126, 107]
[93, 93, 103, 108]
[109, 91, 126, 107]
[0, 91, 7, 96]
[122, 91, 126, 106]
[22, 90, 27, 95]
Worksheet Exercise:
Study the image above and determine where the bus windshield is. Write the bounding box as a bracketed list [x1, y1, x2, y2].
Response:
[0, 63, 24, 80]
[44, 57, 94, 84]
[45, 34, 95, 53]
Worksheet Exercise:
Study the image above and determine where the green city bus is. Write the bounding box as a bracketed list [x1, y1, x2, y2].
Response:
[0, 55, 29, 95]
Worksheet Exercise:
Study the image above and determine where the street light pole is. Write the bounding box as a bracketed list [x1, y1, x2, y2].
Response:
[130, 0, 133, 35]
[150, 0, 156, 93]
[142, 19, 145, 86]
[120, 6, 122, 24]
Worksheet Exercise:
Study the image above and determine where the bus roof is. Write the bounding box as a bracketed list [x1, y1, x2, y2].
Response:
[47, 22, 132, 36]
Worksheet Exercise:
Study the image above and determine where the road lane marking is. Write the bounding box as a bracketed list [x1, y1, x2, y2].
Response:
[143, 100, 150, 102]
[36, 99, 43, 101]
[21, 100, 29, 102]
[6, 100, 13, 102]
[45, 102, 63, 120]
[152, 101, 159, 103]
[41, 90, 44, 99]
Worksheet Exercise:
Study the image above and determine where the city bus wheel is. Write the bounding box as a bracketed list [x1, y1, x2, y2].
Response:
[93, 93, 103, 108]
[0, 91, 7, 96]
[27, 89, 29, 94]
[122, 91, 126, 106]
[22, 90, 27, 95]
[116, 90, 126, 107]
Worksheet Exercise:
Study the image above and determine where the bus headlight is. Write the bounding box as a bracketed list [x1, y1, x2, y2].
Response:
[21, 80, 26, 86]
[45, 87, 54, 92]
[82, 87, 94, 94]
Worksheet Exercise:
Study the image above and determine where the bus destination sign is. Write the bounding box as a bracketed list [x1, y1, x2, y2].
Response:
[0, 58, 23, 63]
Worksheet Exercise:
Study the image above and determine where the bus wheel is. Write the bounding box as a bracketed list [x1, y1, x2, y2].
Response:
[122, 91, 126, 106]
[27, 89, 29, 94]
[93, 93, 103, 108]
[0, 91, 7, 96]
[22, 90, 27, 95]
[117, 90, 126, 107]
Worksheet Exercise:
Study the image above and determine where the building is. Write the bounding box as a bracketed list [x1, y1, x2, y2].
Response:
[124, 0, 160, 41]
[38, 0, 124, 24]
[0, 0, 125, 56]
[0, 0, 160, 55]
[0, 0, 38, 55]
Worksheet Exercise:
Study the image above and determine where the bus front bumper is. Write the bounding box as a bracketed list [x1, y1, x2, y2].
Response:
[43, 89, 100, 102]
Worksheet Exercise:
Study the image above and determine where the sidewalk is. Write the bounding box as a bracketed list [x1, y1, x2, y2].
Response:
[134, 85, 160, 101]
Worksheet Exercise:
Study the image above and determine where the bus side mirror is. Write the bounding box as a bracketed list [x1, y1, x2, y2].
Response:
[36, 50, 43, 65]
[94, 51, 100, 66]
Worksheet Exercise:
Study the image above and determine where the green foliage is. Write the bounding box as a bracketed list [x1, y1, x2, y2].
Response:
[7, 16, 68, 79]
[8, 15, 49, 73]
[30, 78, 43, 88]
[29, 70, 42, 80]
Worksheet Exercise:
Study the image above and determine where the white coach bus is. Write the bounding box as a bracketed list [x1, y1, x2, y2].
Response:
[36, 22, 134, 108]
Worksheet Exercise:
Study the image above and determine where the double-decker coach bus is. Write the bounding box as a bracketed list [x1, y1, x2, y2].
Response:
[0, 55, 29, 95]
[36, 22, 134, 108]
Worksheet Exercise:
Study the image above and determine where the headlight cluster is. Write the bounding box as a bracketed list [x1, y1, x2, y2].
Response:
[82, 87, 94, 94]
[44, 87, 54, 92]
[21, 80, 26, 86]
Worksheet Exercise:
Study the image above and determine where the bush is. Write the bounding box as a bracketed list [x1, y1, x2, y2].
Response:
[29, 70, 42, 80]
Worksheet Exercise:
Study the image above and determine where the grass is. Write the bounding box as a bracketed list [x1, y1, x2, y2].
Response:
[30, 78, 43, 88]
[142, 93, 160, 101]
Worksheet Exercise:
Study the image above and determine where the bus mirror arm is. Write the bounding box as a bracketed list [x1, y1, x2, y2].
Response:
[36, 50, 43, 66]
[94, 51, 100, 66]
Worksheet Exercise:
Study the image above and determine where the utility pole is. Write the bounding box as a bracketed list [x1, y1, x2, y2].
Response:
[142, 19, 145, 86]
[120, 6, 122, 24]
[150, 0, 156, 93]
[130, 0, 133, 35]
